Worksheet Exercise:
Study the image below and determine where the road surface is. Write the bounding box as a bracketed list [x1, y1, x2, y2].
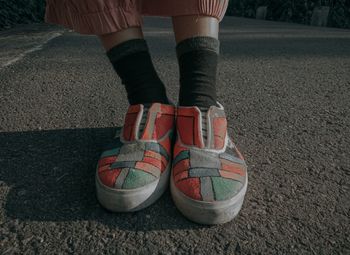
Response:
[0, 17, 349, 254]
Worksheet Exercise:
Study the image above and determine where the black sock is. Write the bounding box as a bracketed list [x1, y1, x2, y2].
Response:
[176, 36, 219, 108]
[107, 39, 169, 105]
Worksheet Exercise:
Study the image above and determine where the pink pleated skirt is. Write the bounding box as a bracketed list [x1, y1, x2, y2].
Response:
[45, 0, 229, 35]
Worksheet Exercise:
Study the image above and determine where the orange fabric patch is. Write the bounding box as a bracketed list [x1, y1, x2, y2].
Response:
[144, 150, 161, 160]
[143, 156, 162, 169]
[176, 178, 201, 200]
[221, 162, 245, 176]
[219, 170, 243, 182]
[144, 150, 168, 172]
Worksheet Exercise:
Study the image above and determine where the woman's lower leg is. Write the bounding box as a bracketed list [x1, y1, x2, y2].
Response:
[99, 27, 169, 105]
[172, 16, 220, 108]
[172, 16, 219, 43]
[98, 27, 144, 51]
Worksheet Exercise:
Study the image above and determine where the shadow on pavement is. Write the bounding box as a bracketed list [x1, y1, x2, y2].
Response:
[0, 127, 204, 231]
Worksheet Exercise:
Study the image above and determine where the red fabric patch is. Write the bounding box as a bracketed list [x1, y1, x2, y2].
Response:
[177, 115, 194, 146]
[127, 104, 142, 114]
[98, 169, 121, 187]
[174, 171, 188, 183]
[176, 107, 204, 148]
[159, 104, 176, 115]
[123, 112, 139, 141]
[140, 104, 175, 140]
[153, 113, 174, 140]
[173, 159, 190, 176]
[173, 142, 187, 158]
[98, 156, 117, 168]
[98, 164, 110, 174]
[176, 178, 202, 200]
[213, 117, 227, 150]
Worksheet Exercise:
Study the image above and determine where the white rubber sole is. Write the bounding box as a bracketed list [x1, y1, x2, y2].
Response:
[96, 165, 170, 212]
[170, 175, 248, 225]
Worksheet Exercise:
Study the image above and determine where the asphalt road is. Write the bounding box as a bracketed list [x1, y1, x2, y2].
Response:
[0, 17, 349, 254]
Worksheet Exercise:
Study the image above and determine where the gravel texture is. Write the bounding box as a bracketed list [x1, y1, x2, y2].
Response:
[0, 0, 45, 30]
[0, 17, 349, 254]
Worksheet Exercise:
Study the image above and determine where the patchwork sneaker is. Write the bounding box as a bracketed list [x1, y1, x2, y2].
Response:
[96, 103, 175, 212]
[170, 103, 248, 224]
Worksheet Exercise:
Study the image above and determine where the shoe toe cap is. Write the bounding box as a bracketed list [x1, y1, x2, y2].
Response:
[98, 167, 158, 189]
[175, 175, 245, 202]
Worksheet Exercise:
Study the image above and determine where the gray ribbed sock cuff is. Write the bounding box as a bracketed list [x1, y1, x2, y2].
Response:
[107, 39, 149, 62]
[176, 36, 220, 59]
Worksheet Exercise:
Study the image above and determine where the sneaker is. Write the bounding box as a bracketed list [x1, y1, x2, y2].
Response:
[170, 103, 248, 224]
[96, 103, 175, 212]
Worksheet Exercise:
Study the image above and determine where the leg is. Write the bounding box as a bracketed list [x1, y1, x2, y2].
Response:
[96, 27, 175, 212]
[172, 15, 220, 108]
[46, 0, 169, 105]
[172, 16, 219, 43]
[46, 0, 174, 212]
[169, 2, 248, 225]
[97, 26, 175, 212]
[99, 26, 169, 105]
[98, 27, 143, 51]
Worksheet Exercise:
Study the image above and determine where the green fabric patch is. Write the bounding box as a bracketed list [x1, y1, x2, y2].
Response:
[122, 169, 156, 189]
[211, 177, 242, 201]
[100, 148, 119, 158]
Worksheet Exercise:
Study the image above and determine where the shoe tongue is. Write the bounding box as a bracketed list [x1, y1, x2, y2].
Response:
[176, 105, 227, 150]
[123, 103, 175, 142]
[122, 103, 155, 142]
[205, 105, 227, 150]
